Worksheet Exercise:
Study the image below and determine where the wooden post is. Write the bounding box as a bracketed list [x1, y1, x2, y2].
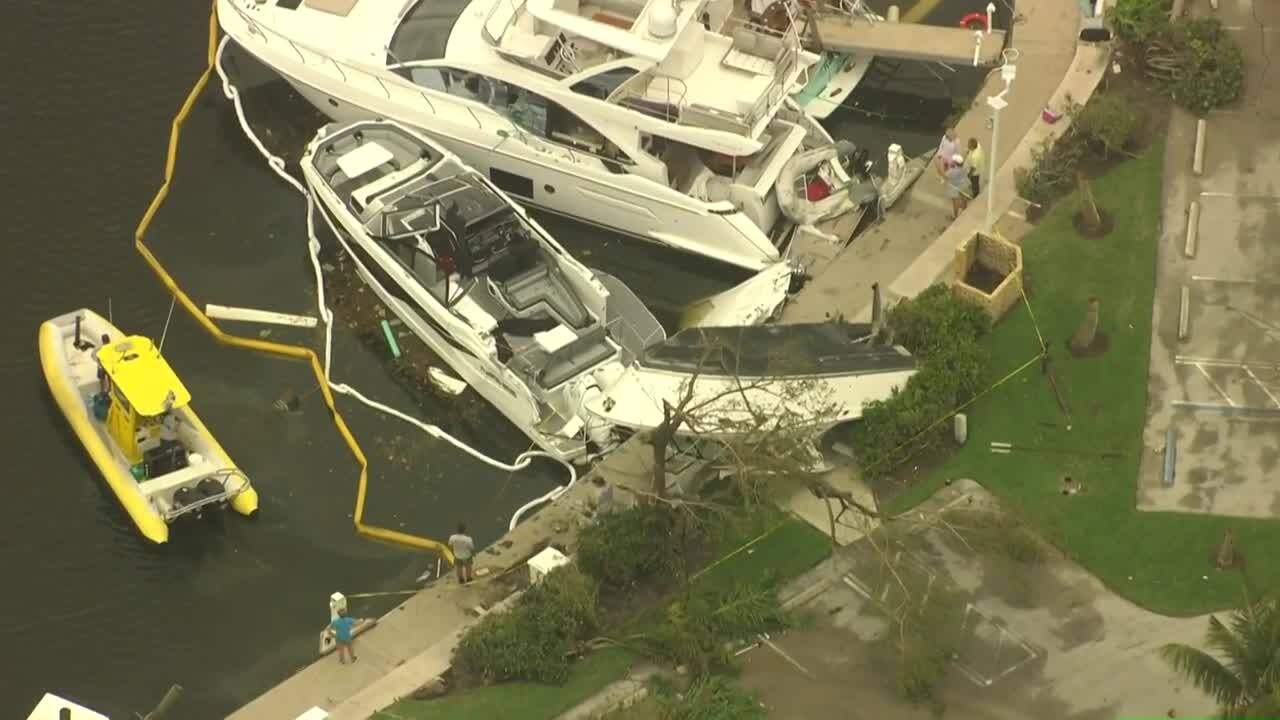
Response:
[1069, 297, 1100, 354]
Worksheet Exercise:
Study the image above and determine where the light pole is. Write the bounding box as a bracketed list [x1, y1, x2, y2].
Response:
[985, 53, 1018, 235]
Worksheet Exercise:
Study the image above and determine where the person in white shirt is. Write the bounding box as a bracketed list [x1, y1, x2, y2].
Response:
[936, 128, 958, 177]
[944, 154, 971, 219]
[448, 523, 476, 584]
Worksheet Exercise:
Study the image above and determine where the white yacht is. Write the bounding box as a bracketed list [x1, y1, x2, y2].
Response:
[304, 119, 652, 462]
[219, 0, 863, 272]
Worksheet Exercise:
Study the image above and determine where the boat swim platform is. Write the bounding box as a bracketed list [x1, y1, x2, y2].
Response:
[811, 18, 1009, 66]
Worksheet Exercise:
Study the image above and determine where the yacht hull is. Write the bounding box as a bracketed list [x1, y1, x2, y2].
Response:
[216, 10, 786, 272]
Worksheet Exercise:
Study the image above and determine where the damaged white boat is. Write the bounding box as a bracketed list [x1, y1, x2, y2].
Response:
[580, 319, 916, 449]
[302, 120, 792, 463]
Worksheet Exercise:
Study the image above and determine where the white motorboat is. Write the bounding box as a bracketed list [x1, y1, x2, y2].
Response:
[219, 0, 861, 272]
[304, 120, 669, 463]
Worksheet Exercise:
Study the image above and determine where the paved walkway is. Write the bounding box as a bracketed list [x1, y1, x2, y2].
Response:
[1137, 0, 1280, 516]
[784, 0, 1103, 324]
[227, 441, 657, 720]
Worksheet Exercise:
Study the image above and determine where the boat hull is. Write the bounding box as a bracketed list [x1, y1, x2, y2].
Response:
[214, 3, 788, 272]
[39, 310, 257, 544]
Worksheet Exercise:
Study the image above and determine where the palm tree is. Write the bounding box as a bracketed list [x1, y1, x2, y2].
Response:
[1160, 595, 1280, 718]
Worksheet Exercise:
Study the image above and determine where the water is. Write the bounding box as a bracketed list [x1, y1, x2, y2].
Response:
[3, 0, 992, 716]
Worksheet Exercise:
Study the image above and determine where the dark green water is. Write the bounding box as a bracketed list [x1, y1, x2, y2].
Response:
[3, 0, 993, 716]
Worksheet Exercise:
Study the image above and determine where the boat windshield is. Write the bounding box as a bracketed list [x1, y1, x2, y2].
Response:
[388, 0, 472, 64]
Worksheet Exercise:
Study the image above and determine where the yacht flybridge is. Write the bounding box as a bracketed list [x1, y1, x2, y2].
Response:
[219, 0, 864, 271]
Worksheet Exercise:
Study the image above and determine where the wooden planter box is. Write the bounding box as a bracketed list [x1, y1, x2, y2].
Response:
[951, 232, 1023, 321]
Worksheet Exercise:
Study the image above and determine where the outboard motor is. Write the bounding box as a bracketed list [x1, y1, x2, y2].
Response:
[173, 486, 201, 513]
[198, 477, 227, 507]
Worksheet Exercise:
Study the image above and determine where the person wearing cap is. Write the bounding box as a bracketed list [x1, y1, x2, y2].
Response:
[943, 153, 971, 219]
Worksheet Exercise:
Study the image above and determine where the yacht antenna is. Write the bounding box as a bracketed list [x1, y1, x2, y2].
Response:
[158, 295, 177, 353]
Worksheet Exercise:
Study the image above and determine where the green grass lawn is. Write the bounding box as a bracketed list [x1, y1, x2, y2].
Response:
[885, 142, 1276, 616]
[374, 511, 830, 720]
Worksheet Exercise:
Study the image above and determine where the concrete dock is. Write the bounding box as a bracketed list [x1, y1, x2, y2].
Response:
[784, 0, 1101, 325]
[813, 16, 1009, 66]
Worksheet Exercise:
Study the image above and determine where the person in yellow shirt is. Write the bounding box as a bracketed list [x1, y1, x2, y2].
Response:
[965, 138, 986, 198]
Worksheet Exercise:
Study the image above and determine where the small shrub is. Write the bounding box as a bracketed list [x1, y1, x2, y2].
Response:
[1107, 0, 1171, 45]
[884, 284, 991, 360]
[454, 566, 599, 684]
[657, 676, 766, 720]
[578, 505, 678, 589]
[854, 286, 989, 478]
[1072, 93, 1139, 157]
[1166, 17, 1244, 114]
[1014, 135, 1086, 207]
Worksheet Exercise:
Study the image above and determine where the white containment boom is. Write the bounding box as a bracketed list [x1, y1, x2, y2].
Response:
[205, 304, 319, 328]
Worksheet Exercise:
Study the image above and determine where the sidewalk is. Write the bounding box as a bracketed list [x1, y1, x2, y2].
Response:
[783, 0, 1104, 324]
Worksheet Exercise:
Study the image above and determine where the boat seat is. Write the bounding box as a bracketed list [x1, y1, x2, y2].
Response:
[537, 325, 614, 388]
[500, 264, 592, 330]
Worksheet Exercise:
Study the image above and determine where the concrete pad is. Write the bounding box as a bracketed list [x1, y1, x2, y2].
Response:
[738, 481, 1216, 720]
[1138, 8, 1280, 516]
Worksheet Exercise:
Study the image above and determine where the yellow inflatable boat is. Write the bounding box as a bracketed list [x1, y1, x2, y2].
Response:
[39, 308, 258, 543]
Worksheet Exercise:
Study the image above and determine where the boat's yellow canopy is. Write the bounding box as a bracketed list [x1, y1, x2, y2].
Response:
[96, 336, 191, 417]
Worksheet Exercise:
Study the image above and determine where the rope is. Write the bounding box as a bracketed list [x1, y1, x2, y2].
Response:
[209, 36, 577, 535]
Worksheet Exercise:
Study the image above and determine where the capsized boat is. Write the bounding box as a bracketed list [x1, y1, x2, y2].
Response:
[581, 322, 916, 445]
[39, 309, 258, 543]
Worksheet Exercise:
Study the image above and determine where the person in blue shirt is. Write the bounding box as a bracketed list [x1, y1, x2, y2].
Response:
[329, 608, 358, 664]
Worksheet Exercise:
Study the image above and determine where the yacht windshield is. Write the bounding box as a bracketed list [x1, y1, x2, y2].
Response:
[388, 0, 472, 64]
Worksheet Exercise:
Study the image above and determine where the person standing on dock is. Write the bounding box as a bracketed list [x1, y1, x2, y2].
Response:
[944, 155, 971, 220]
[936, 128, 958, 177]
[965, 138, 985, 198]
[449, 523, 475, 585]
[329, 608, 357, 665]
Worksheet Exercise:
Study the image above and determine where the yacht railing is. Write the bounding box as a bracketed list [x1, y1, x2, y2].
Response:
[228, 4, 625, 171]
[161, 468, 253, 521]
[227, 4, 519, 137]
[603, 18, 801, 136]
[483, 0, 528, 46]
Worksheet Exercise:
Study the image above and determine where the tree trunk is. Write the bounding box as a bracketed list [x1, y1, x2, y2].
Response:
[1070, 297, 1101, 353]
[1216, 529, 1237, 570]
[1077, 171, 1101, 229]
[651, 401, 681, 499]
